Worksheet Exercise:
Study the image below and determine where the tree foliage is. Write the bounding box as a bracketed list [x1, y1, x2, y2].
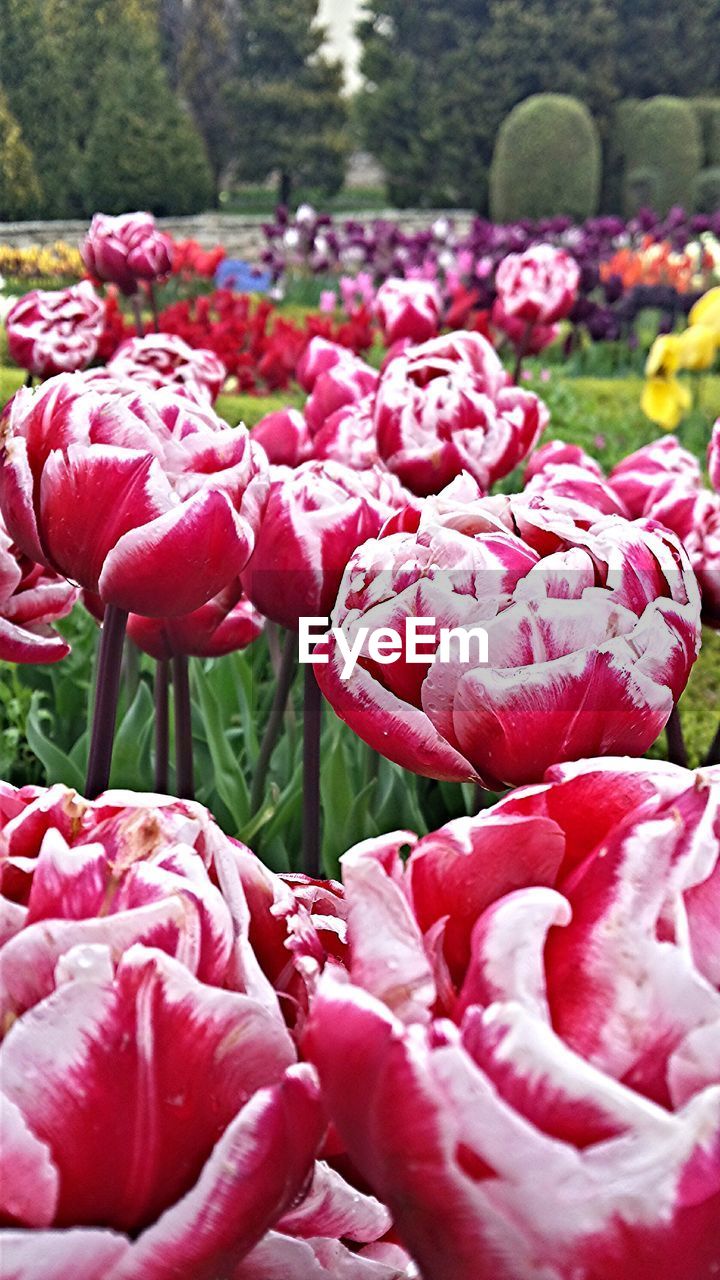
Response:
[0, 88, 42, 220]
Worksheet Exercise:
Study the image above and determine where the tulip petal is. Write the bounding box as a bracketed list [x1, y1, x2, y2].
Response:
[0, 945, 295, 1234]
[111, 1066, 324, 1280]
[235, 1233, 412, 1279]
[276, 1160, 391, 1241]
[0, 1092, 59, 1227]
[99, 487, 251, 615]
[0, 615, 70, 664]
[314, 636, 476, 782]
[0, 1229, 130, 1279]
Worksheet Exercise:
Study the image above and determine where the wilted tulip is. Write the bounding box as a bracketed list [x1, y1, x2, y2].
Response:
[5, 282, 105, 378]
[241, 460, 410, 631]
[107, 334, 227, 405]
[81, 211, 175, 295]
[0, 375, 269, 616]
[0, 785, 404, 1278]
[374, 331, 547, 496]
[314, 482, 701, 786]
[494, 243, 580, 326]
[709, 418, 720, 493]
[127, 581, 264, 659]
[374, 278, 441, 346]
[306, 757, 720, 1280]
[0, 515, 78, 662]
[251, 407, 312, 467]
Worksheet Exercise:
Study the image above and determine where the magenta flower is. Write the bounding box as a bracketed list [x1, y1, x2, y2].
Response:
[0, 786, 405, 1278]
[306, 757, 720, 1280]
[305, 356, 379, 437]
[374, 332, 547, 496]
[127, 582, 263, 660]
[0, 516, 78, 663]
[608, 436, 702, 517]
[251, 407, 312, 467]
[107, 334, 227, 406]
[0, 375, 269, 617]
[5, 283, 105, 379]
[315, 481, 701, 786]
[242, 460, 409, 631]
[81, 212, 174, 296]
[374, 279, 441, 346]
[495, 243, 580, 326]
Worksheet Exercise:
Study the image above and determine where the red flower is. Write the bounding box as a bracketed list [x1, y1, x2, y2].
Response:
[127, 582, 264, 659]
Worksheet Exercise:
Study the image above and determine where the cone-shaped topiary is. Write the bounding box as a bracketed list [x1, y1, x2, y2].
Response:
[490, 94, 601, 222]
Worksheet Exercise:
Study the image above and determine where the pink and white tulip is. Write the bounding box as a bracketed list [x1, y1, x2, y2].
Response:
[5, 283, 105, 379]
[314, 483, 701, 786]
[251, 407, 312, 467]
[107, 334, 227, 405]
[0, 516, 78, 663]
[608, 436, 702, 517]
[81, 212, 174, 296]
[127, 581, 264, 659]
[709, 418, 720, 493]
[0, 375, 269, 616]
[374, 331, 548, 496]
[495, 244, 580, 326]
[0, 786, 404, 1278]
[241, 460, 410, 631]
[374, 279, 441, 346]
[305, 758, 720, 1280]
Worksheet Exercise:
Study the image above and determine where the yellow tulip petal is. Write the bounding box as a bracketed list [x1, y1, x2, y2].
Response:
[645, 334, 682, 377]
[689, 286, 720, 336]
[641, 376, 691, 431]
[677, 324, 718, 372]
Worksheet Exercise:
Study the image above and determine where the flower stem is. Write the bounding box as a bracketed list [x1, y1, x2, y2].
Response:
[665, 703, 687, 768]
[154, 659, 170, 792]
[302, 663, 322, 877]
[172, 654, 194, 799]
[85, 605, 128, 798]
[131, 293, 145, 338]
[148, 283, 160, 333]
[250, 629, 296, 815]
[512, 321, 534, 383]
[704, 720, 720, 767]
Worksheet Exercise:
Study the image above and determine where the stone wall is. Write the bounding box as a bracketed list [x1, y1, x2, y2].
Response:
[0, 210, 477, 258]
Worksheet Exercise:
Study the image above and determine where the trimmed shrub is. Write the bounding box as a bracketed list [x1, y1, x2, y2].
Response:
[0, 90, 42, 220]
[623, 166, 661, 216]
[490, 94, 601, 222]
[602, 97, 640, 213]
[692, 167, 720, 213]
[692, 98, 720, 166]
[623, 96, 702, 215]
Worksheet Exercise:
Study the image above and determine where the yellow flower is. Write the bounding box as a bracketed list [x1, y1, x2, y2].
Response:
[689, 286, 720, 337]
[677, 324, 718, 371]
[645, 333, 682, 377]
[641, 376, 693, 431]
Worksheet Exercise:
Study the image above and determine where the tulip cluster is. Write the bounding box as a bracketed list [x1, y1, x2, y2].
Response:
[528, 433, 720, 628]
[642, 287, 720, 430]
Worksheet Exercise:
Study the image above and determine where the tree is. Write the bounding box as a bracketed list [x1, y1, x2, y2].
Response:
[226, 0, 349, 203]
[0, 88, 42, 219]
[178, 0, 243, 195]
[615, 0, 720, 100]
[0, 0, 83, 215]
[356, 0, 620, 210]
[81, 11, 213, 215]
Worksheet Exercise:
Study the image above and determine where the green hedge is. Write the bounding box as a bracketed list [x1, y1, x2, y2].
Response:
[622, 96, 702, 215]
[490, 94, 601, 222]
[0, 90, 41, 220]
[692, 98, 720, 167]
[692, 166, 720, 213]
